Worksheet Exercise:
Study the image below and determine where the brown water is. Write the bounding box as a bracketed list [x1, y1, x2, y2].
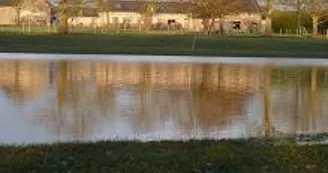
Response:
[0, 59, 327, 144]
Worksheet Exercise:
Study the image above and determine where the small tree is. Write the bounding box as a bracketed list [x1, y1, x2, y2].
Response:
[189, 0, 259, 35]
[138, 0, 172, 31]
[12, 0, 24, 25]
[96, 0, 111, 27]
[304, 0, 328, 35]
[143, 1, 155, 31]
[265, 0, 274, 35]
[59, 0, 68, 34]
[189, 0, 229, 35]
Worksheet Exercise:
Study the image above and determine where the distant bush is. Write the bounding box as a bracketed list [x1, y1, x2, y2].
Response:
[272, 11, 312, 34]
[318, 18, 328, 34]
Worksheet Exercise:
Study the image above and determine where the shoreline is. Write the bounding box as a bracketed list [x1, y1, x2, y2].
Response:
[0, 53, 328, 66]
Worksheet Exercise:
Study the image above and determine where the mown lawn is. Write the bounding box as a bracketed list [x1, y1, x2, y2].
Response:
[0, 33, 327, 58]
[0, 139, 327, 173]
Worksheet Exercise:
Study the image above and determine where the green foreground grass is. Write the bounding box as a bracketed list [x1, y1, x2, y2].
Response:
[0, 34, 328, 58]
[0, 139, 327, 173]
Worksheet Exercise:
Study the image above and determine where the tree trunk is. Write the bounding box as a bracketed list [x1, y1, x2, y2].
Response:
[309, 66, 317, 131]
[59, 0, 68, 34]
[312, 15, 318, 36]
[16, 8, 21, 25]
[263, 67, 272, 136]
[265, 0, 273, 35]
[208, 18, 215, 35]
[219, 16, 224, 35]
[202, 18, 211, 35]
[57, 61, 68, 109]
[296, 0, 301, 31]
[106, 11, 109, 27]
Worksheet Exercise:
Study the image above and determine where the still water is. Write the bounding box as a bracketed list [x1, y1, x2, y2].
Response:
[0, 59, 327, 144]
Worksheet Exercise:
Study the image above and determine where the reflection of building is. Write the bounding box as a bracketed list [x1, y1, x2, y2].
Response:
[95, 62, 145, 88]
[0, 60, 262, 141]
[0, 60, 49, 100]
[149, 63, 201, 90]
[95, 62, 260, 93]
[93, 62, 260, 133]
[220, 64, 260, 94]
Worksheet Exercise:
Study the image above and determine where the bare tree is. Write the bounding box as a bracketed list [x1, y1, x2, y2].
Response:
[189, 0, 227, 35]
[265, 0, 274, 35]
[139, 0, 183, 31]
[59, 0, 68, 34]
[70, 0, 95, 16]
[12, 0, 24, 25]
[140, 0, 157, 31]
[96, 0, 111, 27]
[188, 0, 259, 35]
[304, 0, 328, 35]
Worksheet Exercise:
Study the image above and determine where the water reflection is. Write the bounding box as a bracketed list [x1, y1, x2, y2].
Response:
[0, 59, 327, 144]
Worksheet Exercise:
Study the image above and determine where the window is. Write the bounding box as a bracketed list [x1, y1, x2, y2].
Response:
[123, 18, 131, 24]
[232, 21, 241, 30]
[168, 19, 176, 25]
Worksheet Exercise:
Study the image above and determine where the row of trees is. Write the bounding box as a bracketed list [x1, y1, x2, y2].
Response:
[278, 0, 328, 35]
[55, 0, 328, 36]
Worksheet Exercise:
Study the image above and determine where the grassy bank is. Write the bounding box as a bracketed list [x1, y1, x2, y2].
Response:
[0, 34, 327, 58]
[0, 139, 327, 173]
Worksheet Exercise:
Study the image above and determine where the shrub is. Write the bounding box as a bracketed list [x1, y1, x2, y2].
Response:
[272, 11, 312, 34]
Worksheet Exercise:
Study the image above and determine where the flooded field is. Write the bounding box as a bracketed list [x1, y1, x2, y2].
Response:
[0, 57, 328, 144]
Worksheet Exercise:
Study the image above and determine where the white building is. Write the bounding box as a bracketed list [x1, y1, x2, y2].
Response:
[68, 0, 264, 33]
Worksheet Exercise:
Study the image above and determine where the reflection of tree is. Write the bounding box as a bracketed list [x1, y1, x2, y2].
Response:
[95, 62, 116, 118]
[192, 89, 247, 132]
[270, 66, 328, 134]
[55, 61, 99, 140]
[35, 61, 105, 141]
[263, 67, 272, 136]
[166, 91, 195, 131]
[7, 60, 265, 140]
[0, 60, 48, 103]
[309, 66, 317, 132]
[200, 64, 259, 94]
[95, 62, 259, 134]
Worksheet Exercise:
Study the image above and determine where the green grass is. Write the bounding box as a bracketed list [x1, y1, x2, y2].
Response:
[0, 33, 327, 58]
[0, 139, 327, 173]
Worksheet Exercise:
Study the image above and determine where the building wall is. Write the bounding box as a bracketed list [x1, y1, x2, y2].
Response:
[97, 12, 142, 26]
[67, 11, 264, 33]
[69, 17, 98, 27]
[222, 13, 263, 34]
[0, 7, 17, 25]
[153, 13, 188, 27]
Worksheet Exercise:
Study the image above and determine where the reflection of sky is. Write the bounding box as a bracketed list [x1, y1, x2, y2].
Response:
[0, 90, 56, 144]
[2, 84, 327, 145]
[0, 86, 263, 144]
